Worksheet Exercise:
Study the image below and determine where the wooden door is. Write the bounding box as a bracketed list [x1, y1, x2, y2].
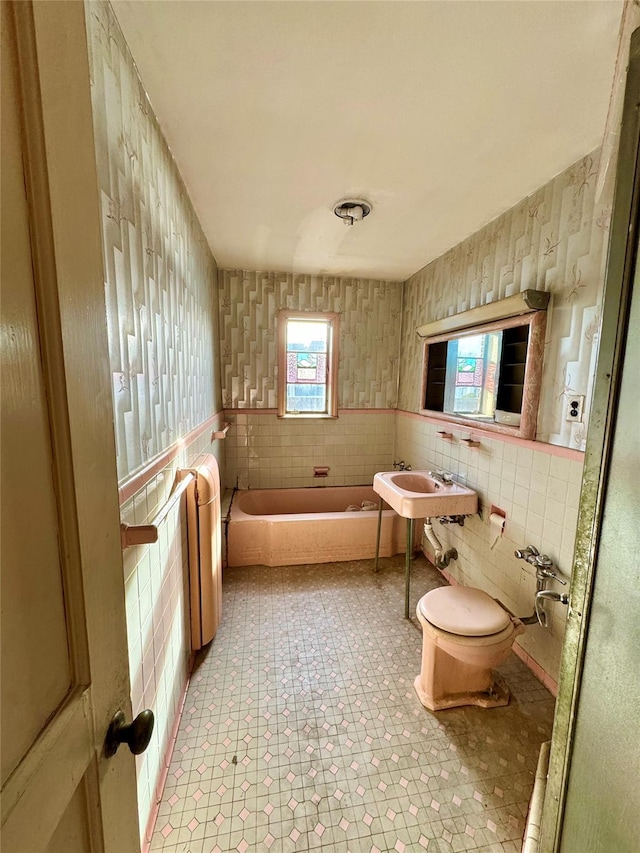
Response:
[1, 3, 140, 850]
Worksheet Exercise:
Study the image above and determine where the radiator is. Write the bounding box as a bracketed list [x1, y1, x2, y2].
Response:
[185, 453, 222, 650]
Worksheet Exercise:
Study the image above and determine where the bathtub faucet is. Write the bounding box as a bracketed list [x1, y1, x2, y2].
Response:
[393, 460, 412, 471]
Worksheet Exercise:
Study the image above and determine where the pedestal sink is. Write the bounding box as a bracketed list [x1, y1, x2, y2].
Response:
[372, 471, 478, 618]
[373, 471, 478, 519]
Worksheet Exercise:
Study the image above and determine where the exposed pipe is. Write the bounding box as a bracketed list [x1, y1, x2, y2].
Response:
[514, 546, 569, 626]
[423, 519, 458, 571]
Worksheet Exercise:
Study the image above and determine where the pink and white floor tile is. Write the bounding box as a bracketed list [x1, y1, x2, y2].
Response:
[150, 556, 554, 853]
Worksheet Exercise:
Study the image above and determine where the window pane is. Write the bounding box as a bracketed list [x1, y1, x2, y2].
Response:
[286, 320, 328, 351]
[285, 319, 330, 413]
[444, 332, 501, 418]
[286, 384, 327, 413]
[286, 352, 327, 384]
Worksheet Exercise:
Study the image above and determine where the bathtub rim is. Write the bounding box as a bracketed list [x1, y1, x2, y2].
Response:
[229, 484, 394, 522]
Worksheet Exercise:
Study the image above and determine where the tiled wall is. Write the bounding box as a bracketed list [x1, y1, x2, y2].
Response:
[87, 1, 221, 483]
[121, 427, 222, 845]
[224, 411, 395, 490]
[398, 149, 613, 450]
[218, 270, 403, 488]
[394, 417, 581, 681]
[393, 148, 616, 682]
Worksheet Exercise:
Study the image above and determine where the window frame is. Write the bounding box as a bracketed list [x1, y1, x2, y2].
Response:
[277, 309, 339, 419]
[419, 310, 546, 440]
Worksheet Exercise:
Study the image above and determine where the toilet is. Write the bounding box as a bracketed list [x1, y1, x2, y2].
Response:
[414, 586, 525, 711]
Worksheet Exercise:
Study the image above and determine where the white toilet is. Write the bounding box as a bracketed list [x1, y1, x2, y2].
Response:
[414, 586, 525, 711]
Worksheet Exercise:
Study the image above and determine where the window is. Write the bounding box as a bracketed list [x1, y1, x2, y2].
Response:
[277, 310, 339, 417]
[419, 292, 549, 440]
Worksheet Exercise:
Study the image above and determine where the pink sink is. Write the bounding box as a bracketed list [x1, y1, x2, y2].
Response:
[373, 471, 478, 519]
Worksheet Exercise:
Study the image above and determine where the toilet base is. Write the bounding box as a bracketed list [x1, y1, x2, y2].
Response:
[414, 672, 511, 711]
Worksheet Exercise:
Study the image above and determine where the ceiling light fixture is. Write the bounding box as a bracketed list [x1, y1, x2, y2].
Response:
[333, 198, 372, 226]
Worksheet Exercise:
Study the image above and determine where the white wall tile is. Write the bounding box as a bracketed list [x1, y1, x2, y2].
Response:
[395, 413, 583, 680]
[223, 412, 396, 490]
[118, 426, 215, 844]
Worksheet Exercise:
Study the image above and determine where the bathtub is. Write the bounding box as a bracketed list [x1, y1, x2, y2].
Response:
[227, 485, 410, 567]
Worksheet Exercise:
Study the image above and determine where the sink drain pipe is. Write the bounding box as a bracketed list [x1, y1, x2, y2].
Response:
[424, 519, 458, 571]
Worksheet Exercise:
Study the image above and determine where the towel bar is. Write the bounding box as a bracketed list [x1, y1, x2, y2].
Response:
[460, 437, 481, 448]
[211, 422, 232, 440]
[120, 471, 195, 549]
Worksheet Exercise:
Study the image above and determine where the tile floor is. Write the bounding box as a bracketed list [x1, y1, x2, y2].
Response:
[151, 556, 554, 853]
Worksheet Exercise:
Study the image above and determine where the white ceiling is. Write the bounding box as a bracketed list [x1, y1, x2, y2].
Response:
[111, 1, 622, 281]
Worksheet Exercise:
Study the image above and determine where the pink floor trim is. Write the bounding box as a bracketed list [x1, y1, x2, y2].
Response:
[142, 653, 196, 853]
[512, 643, 558, 696]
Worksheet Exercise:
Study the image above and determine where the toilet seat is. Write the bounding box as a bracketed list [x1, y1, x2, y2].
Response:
[419, 586, 511, 637]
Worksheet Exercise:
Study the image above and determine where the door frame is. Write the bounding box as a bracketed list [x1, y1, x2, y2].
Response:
[540, 26, 640, 850]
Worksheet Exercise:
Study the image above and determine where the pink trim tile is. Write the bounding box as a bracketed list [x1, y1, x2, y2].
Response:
[223, 407, 395, 416]
[119, 411, 222, 505]
[396, 409, 584, 460]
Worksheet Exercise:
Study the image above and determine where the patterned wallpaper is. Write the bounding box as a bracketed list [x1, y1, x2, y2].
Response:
[398, 149, 613, 448]
[219, 270, 403, 410]
[87, 2, 220, 483]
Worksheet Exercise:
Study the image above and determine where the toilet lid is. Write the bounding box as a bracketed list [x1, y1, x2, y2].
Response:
[419, 586, 511, 636]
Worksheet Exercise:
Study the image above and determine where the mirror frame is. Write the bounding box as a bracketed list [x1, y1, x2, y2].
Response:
[419, 310, 546, 440]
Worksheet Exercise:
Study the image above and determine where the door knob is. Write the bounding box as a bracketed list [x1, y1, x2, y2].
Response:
[104, 709, 154, 758]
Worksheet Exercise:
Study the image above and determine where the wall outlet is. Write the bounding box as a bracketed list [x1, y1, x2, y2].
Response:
[565, 395, 585, 423]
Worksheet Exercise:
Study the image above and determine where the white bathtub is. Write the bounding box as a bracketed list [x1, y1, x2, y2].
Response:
[227, 485, 409, 567]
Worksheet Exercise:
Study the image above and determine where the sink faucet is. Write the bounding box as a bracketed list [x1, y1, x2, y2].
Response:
[393, 460, 412, 471]
[428, 470, 453, 486]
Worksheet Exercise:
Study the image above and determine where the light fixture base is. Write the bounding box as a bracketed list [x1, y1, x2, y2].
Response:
[333, 198, 372, 225]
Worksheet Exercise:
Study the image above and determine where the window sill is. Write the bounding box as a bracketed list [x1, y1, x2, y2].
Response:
[277, 413, 339, 420]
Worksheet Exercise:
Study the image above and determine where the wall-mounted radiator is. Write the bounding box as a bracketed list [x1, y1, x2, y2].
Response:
[185, 453, 222, 650]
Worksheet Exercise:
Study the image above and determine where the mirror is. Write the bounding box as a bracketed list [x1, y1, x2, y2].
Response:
[420, 311, 546, 440]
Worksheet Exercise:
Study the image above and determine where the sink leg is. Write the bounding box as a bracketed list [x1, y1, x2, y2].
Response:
[405, 518, 414, 619]
[373, 497, 383, 573]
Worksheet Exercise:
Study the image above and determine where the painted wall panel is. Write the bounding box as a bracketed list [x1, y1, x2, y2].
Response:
[219, 270, 402, 410]
[87, 0, 220, 483]
[398, 150, 613, 449]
